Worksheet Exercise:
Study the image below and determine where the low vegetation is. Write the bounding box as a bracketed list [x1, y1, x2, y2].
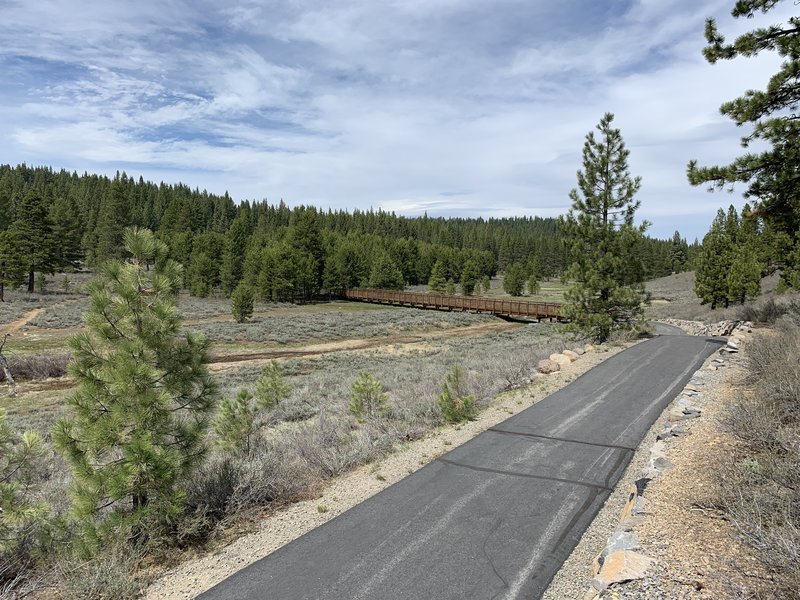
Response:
[719, 311, 800, 597]
[0, 240, 577, 597]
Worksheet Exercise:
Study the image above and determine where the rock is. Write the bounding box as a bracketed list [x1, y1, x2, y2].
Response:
[549, 353, 572, 366]
[572, 346, 586, 356]
[593, 531, 639, 574]
[592, 551, 656, 591]
[562, 349, 579, 361]
[536, 359, 561, 374]
[584, 344, 595, 353]
[657, 423, 688, 441]
[667, 407, 701, 421]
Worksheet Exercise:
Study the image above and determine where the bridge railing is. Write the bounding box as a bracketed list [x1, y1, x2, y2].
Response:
[341, 288, 564, 320]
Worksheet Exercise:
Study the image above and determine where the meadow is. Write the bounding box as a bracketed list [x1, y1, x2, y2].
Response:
[0, 273, 586, 597]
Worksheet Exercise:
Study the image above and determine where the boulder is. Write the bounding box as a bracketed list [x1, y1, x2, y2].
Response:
[536, 359, 560, 374]
[549, 353, 572, 366]
[584, 344, 595, 353]
[562, 349, 579, 361]
[571, 346, 586, 356]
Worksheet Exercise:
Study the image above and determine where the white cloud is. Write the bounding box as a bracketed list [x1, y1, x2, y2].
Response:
[0, 0, 794, 240]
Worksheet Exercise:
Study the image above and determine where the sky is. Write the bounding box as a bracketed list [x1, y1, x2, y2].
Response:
[0, 0, 794, 241]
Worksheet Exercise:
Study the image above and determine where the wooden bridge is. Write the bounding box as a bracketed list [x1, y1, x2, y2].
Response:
[341, 288, 565, 321]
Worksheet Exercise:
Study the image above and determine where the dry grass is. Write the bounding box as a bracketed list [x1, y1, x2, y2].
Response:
[644, 272, 788, 322]
[718, 315, 800, 598]
[1, 290, 581, 597]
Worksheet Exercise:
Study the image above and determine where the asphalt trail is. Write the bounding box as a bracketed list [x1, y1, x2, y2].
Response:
[199, 332, 722, 600]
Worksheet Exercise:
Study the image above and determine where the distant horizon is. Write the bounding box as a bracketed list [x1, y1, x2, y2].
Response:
[2, 1, 793, 241]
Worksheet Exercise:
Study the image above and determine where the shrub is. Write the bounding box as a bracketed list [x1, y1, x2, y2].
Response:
[0, 353, 71, 382]
[437, 365, 477, 423]
[231, 283, 255, 323]
[348, 372, 390, 421]
[59, 545, 144, 600]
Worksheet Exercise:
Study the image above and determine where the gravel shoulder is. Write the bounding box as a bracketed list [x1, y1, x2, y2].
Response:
[545, 328, 769, 599]
[145, 342, 630, 600]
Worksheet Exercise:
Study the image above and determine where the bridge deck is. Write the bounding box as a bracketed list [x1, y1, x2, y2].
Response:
[342, 288, 564, 320]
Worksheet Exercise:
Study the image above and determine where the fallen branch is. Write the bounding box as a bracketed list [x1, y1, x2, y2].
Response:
[0, 334, 16, 396]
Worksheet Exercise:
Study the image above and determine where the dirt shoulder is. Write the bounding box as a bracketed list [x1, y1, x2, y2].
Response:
[145, 342, 630, 599]
[545, 327, 770, 599]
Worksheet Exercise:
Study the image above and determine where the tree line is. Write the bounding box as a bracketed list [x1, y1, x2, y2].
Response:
[0, 165, 690, 302]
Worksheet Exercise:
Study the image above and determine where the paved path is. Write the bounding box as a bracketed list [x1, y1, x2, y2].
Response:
[199, 333, 722, 600]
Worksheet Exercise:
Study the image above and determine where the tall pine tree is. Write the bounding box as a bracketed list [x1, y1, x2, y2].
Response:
[6, 190, 55, 293]
[560, 113, 649, 342]
[695, 209, 733, 308]
[688, 2, 800, 287]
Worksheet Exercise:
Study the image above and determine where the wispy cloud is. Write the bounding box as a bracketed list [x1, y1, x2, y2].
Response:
[0, 0, 795, 239]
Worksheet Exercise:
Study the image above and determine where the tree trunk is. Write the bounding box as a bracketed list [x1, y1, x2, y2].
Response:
[27, 269, 34, 293]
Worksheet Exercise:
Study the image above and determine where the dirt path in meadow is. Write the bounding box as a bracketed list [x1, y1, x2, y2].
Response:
[0, 308, 43, 335]
[209, 321, 522, 368]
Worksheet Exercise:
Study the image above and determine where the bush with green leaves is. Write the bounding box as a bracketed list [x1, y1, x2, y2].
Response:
[53, 227, 217, 554]
[348, 372, 390, 421]
[255, 360, 291, 409]
[231, 282, 255, 323]
[437, 365, 476, 423]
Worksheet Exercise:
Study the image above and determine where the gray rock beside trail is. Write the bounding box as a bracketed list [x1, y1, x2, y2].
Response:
[537, 359, 561, 374]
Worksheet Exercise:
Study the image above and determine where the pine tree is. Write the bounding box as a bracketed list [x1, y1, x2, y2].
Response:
[480, 275, 491, 295]
[53, 228, 216, 552]
[92, 177, 130, 265]
[49, 195, 84, 272]
[231, 282, 255, 323]
[220, 213, 250, 296]
[695, 209, 732, 308]
[0, 231, 25, 302]
[428, 260, 447, 293]
[348, 372, 390, 421]
[0, 409, 48, 558]
[445, 279, 456, 295]
[669, 231, 688, 273]
[5, 190, 55, 293]
[254, 360, 291, 409]
[460, 259, 479, 296]
[560, 113, 649, 342]
[368, 251, 405, 290]
[527, 273, 540, 296]
[687, 2, 800, 288]
[503, 263, 526, 296]
[728, 203, 763, 304]
[214, 389, 256, 455]
[437, 366, 476, 423]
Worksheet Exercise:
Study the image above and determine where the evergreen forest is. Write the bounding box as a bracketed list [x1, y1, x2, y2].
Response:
[0, 164, 693, 302]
